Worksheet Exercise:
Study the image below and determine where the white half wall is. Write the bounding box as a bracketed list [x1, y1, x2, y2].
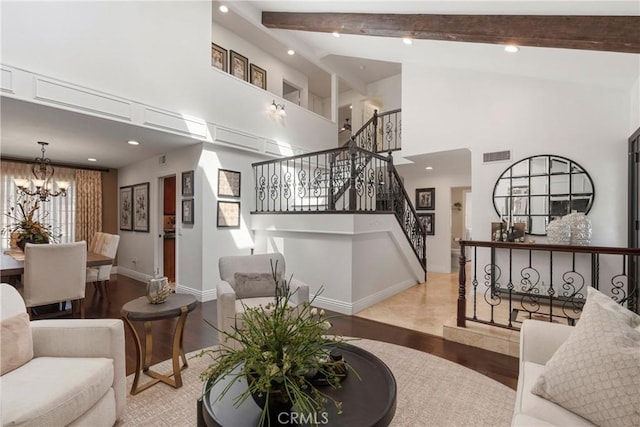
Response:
[252, 213, 423, 314]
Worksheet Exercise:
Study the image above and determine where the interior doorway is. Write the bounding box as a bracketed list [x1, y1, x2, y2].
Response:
[451, 186, 471, 271]
[161, 175, 176, 283]
[283, 80, 300, 106]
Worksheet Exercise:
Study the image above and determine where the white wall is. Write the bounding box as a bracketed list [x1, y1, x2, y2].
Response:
[213, 24, 309, 106]
[398, 162, 472, 273]
[1, 1, 336, 155]
[631, 70, 640, 133]
[338, 74, 401, 132]
[403, 65, 631, 250]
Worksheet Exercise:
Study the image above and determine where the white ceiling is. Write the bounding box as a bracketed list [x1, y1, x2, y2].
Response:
[1, 1, 638, 171]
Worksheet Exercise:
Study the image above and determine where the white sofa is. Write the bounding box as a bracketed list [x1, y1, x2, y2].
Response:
[512, 319, 595, 427]
[0, 283, 126, 426]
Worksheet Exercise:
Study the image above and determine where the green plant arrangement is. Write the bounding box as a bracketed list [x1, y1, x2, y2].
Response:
[199, 261, 356, 426]
[2, 194, 60, 249]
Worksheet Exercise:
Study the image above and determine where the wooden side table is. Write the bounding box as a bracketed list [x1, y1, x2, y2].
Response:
[121, 294, 197, 395]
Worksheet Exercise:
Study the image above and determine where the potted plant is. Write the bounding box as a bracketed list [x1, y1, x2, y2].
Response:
[198, 261, 355, 426]
[2, 195, 59, 250]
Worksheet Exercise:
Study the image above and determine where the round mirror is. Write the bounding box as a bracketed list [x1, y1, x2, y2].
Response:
[492, 155, 595, 236]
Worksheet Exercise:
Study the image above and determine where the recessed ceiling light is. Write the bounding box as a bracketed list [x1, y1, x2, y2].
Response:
[504, 45, 520, 53]
[349, 105, 353, 109]
[287, 49, 295, 56]
[218, 5, 229, 13]
[425, 166, 433, 170]
[332, 31, 340, 38]
[127, 140, 140, 146]
[402, 37, 413, 45]
[88, 158, 97, 162]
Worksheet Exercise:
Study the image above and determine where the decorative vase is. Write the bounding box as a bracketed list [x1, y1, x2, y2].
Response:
[146, 276, 170, 304]
[16, 235, 49, 251]
[546, 218, 571, 245]
[565, 213, 592, 246]
[247, 373, 293, 422]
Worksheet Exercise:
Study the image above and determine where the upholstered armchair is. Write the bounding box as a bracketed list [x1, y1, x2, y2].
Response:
[0, 283, 126, 426]
[86, 232, 120, 301]
[216, 253, 310, 345]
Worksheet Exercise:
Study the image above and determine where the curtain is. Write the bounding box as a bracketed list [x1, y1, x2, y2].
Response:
[75, 169, 102, 244]
[0, 161, 76, 244]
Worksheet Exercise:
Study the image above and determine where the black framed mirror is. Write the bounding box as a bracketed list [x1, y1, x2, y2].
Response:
[492, 155, 595, 236]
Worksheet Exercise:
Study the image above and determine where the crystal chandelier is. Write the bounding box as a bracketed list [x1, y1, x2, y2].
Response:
[14, 142, 69, 202]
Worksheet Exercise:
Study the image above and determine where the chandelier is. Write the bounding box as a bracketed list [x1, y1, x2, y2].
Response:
[14, 142, 69, 202]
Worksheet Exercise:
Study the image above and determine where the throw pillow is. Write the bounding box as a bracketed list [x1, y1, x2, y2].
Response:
[234, 272, 282, 299]
[531, 295, 640, 427]
[1, 312, 34, 375]
[586, 286, 640, 330]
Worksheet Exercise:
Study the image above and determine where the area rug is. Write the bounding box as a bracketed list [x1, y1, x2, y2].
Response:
[117, 339, 515, 427]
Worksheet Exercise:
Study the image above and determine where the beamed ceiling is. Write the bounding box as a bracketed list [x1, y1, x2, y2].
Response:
[262, 13, 640, 54]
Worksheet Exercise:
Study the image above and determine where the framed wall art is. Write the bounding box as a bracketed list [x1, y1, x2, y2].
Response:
[119, 186, 133, 231]
[182, 199, 194, 225]
[218, 169, 241, 198]
[211, 42, 228, 72]
[250, 64, 267, 90]
[182, 170, 194, 197]
[229, 50, 248, 81]
[133, 182, 150, 232]
[419, 212, 435, 236]
[217, 201, 240, 228]
[415, 187, 435, 210]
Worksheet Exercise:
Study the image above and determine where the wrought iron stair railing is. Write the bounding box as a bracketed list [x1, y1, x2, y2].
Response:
[252, 138, 426, 271]
[350, 109, 402, 153]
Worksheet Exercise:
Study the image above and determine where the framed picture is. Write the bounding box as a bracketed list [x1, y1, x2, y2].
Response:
[217, 201, 240, 228]
[119, 186, 133, 231]
[182, 170, 194, 197]
[211, 42, 228, 72]
[418, 213, 435, 236]
[249, 64, 267, 90]
[415, 188, 435, 210]
[133, 182, 150, 232]
[218, 169, 241, 198]
[229, 50, 248, 81]
[182, 199, 194, 225]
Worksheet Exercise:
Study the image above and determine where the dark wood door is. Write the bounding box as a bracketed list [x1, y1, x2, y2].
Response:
[629, 127, 639, 312]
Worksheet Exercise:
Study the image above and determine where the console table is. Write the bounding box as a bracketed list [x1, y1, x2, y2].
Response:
[197, 342, 396, 427]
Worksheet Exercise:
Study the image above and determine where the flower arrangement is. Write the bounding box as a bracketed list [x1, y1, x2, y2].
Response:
[199, 261, 354, 426]
[2, 194, 59, 249]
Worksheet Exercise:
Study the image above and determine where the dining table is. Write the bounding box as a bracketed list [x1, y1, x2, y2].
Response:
[1, 249, 113, 278]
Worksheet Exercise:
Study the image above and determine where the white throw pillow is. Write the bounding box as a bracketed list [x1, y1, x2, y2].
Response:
[531, 290, 640, 427]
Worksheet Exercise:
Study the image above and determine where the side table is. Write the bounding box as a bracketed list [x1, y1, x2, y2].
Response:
[121, 294, 197, 395]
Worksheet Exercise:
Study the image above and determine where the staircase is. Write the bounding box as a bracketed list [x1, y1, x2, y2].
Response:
[251, 109, 426, 271]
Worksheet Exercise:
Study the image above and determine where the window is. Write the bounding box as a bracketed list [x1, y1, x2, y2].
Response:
[0, 161, 76, 244]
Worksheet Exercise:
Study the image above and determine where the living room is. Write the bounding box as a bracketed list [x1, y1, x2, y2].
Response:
[1, 1, 639, 426]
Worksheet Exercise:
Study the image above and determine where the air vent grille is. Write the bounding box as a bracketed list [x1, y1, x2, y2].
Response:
[483, 150, 511, 163]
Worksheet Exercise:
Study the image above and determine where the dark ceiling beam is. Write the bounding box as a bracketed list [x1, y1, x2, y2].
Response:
[262, 12, 640, 54]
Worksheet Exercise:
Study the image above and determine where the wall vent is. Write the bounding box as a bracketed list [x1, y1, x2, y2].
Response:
[159, 154, 166, 165]
[483, 150, 511, 163]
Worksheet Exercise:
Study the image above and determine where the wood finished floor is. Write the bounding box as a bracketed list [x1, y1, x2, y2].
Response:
[80, 274, 518, 390]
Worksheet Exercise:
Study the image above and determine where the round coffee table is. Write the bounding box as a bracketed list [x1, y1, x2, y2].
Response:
[121, 294, 197, 395]
[197, 342, 396, 427]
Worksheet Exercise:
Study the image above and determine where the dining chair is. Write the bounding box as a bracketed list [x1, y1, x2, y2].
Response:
[86, 232, 120, 302]
[22, 241, 87, 318]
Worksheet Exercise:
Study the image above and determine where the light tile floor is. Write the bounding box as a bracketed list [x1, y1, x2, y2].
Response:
[355, 270, 521, 356]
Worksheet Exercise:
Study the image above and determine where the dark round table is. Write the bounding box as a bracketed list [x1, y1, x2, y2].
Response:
[121, 293, 197, 395]
[197, 342, 396, 427]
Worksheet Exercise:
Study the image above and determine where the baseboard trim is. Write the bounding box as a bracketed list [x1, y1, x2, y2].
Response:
[311, 295, 354, 315]
[117, 267, 152, 284]
[176, 284, 216, 302]
[351, 279, 417, 314]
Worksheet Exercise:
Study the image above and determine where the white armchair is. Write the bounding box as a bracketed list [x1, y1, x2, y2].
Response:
[0, 283, 126, 426]
[216, 253, 309, 345]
